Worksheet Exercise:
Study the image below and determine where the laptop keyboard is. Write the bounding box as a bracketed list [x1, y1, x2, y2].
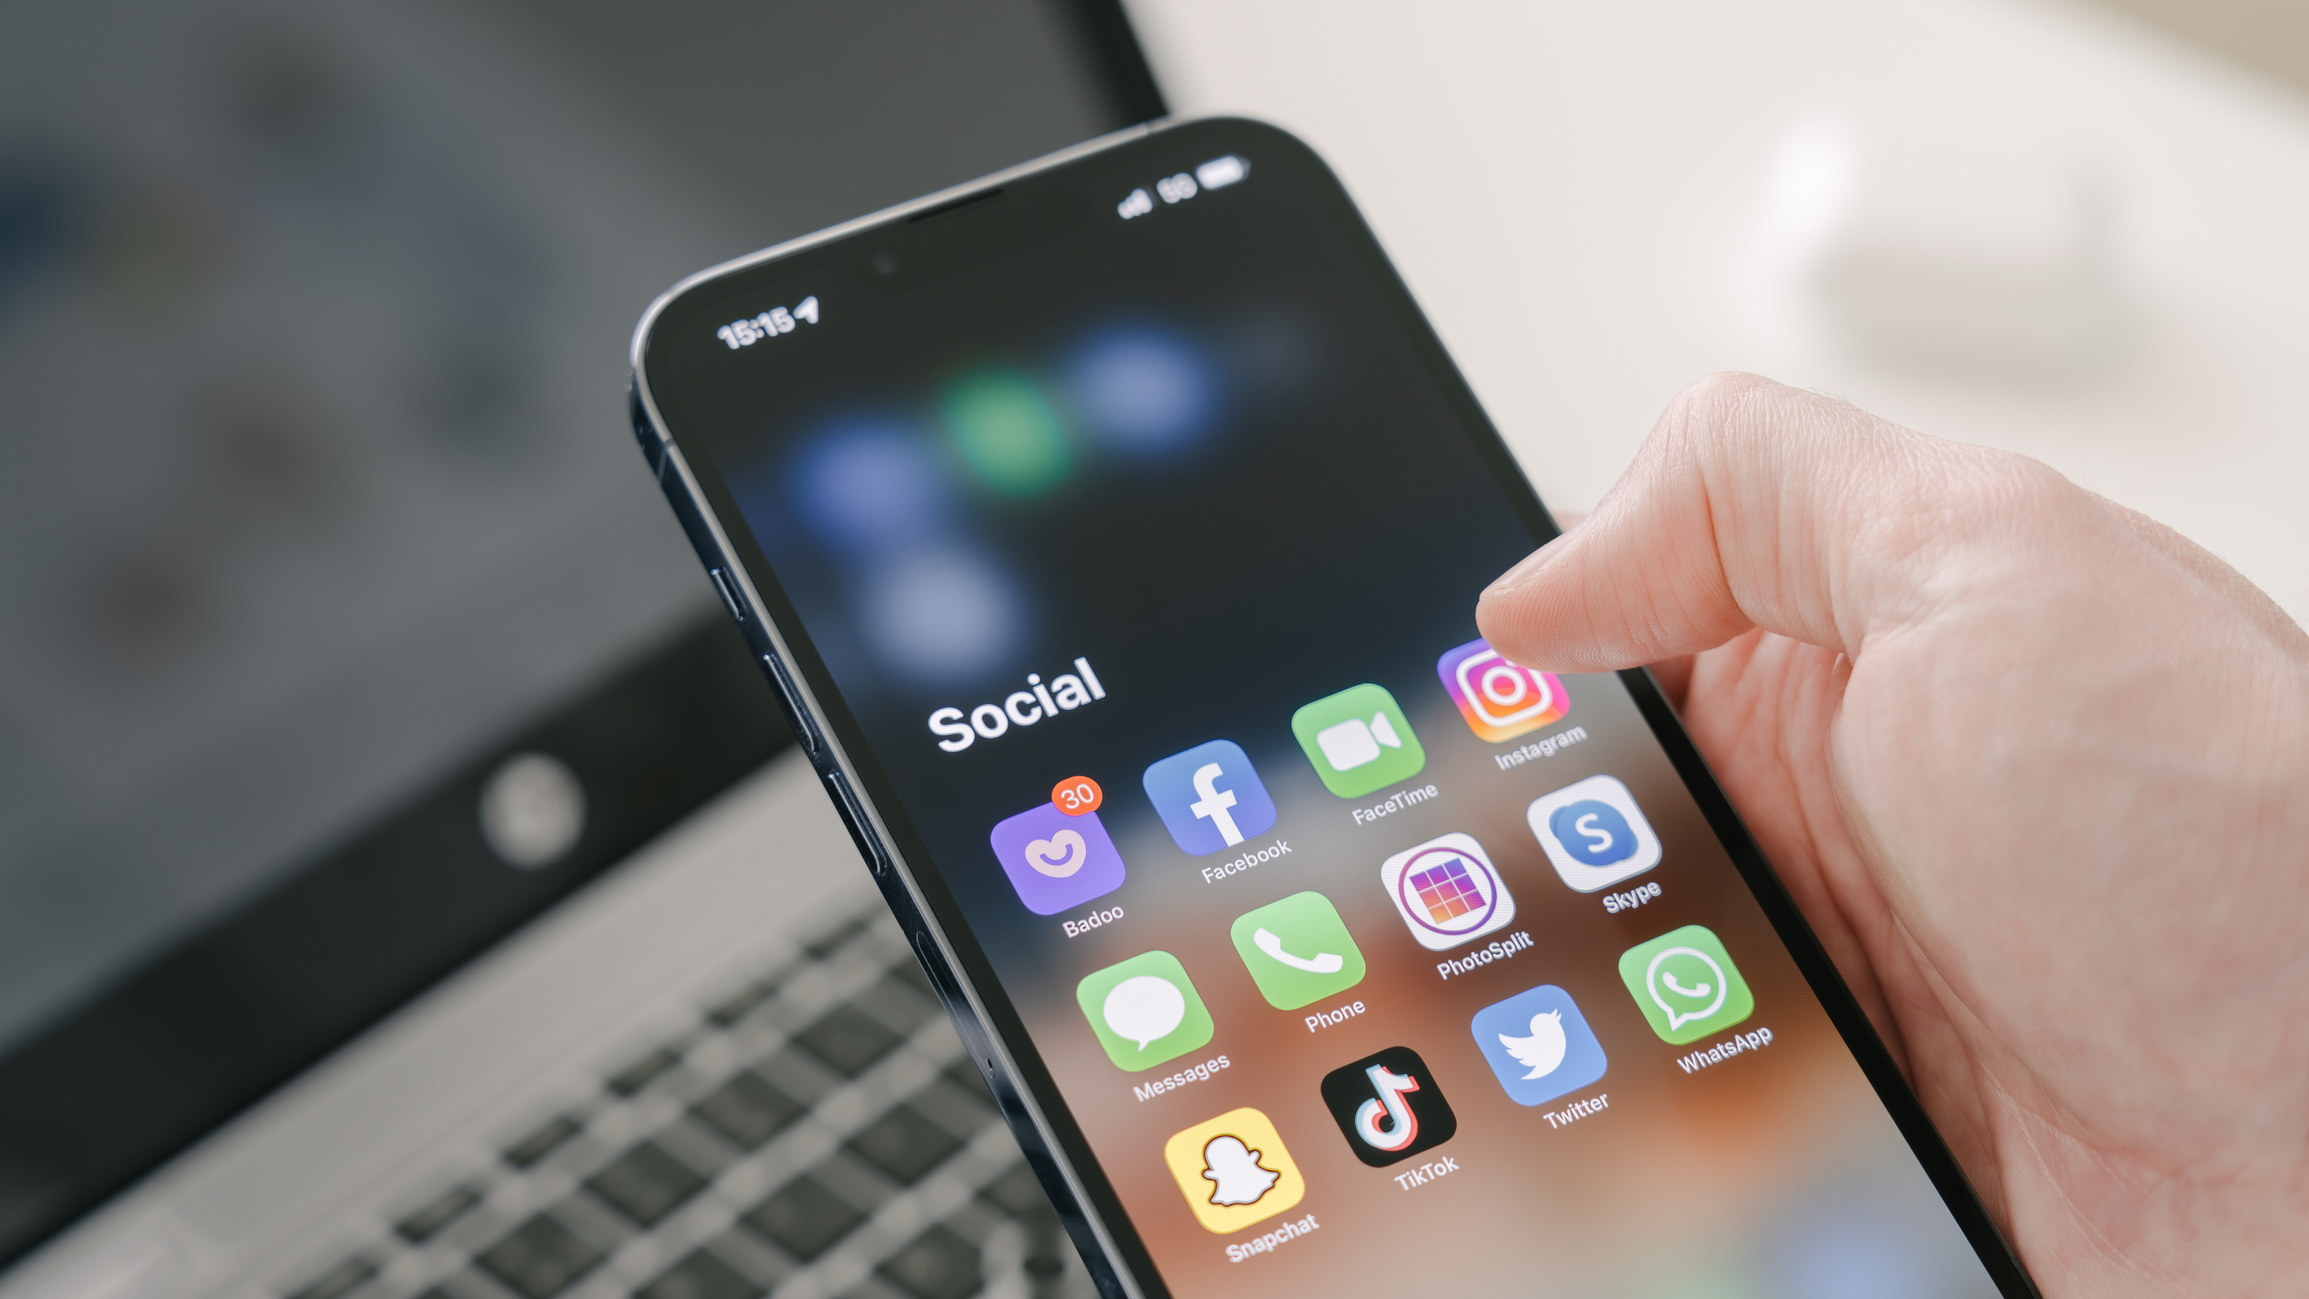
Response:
[283, 911, 1095, 1299]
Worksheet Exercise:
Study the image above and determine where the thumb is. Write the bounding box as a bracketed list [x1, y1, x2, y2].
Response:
[1476, 373, 2043, 671]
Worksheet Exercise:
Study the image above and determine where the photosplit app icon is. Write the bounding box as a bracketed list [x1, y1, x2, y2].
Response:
[1470, 984, 1609, 1107]
[988, 800, 1127, 915]
[1228, 891, 1366, 1010]
[1378, 831, 1517, 951]
[1141, 739, 1277, 855]
[1075, 950, 1215, 1071]
[1436, 637, 1570, 742]
[1619, 925, 1754, 1044]
[1162, 1107, 1306, 1234]
[1526, 774, 1663, 893]
[1291, 683, 1425, 799]
[1318, 1045, 1457, 1167]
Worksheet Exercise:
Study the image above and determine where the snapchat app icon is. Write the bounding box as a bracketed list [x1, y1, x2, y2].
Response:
[1162, 1107, 1305, 1233]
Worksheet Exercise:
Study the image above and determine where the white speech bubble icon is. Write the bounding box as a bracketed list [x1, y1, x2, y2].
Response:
[1102, 974, 1186, 1051]
[1645, 946, 1728, 1033]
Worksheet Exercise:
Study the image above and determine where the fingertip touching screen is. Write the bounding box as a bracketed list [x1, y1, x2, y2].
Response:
[639, 119, 2015, 1298]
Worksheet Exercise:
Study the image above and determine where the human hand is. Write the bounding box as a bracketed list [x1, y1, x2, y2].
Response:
[1476, 374, 2309, 1296]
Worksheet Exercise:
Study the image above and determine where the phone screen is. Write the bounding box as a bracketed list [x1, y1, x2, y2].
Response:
[639, 120, 2016, 1297]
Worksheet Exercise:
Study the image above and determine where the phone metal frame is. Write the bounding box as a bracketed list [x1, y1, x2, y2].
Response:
[627, 118, 2040, 1299]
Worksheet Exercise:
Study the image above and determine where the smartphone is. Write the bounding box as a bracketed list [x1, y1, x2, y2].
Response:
[626, 118, 2034, 1298]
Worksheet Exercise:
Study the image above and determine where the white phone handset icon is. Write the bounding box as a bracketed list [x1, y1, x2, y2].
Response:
[1659, 970, 1713, 1000]
[1253, 927, 1344, 975]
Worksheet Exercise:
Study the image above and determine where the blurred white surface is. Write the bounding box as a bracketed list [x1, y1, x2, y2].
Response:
[1133, 0, 2309, 622]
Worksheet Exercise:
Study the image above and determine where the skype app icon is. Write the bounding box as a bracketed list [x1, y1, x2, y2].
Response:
[990, 800, 1128, 915]
[1526, 774, 1662, 893]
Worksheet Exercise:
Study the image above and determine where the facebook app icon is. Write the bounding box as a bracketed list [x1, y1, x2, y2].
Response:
[1142, 740, 1278, 856]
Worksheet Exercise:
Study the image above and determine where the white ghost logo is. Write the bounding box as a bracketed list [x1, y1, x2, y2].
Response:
[1200, 1134, 1280, 1206]
[1499, 1009, 1568, 1080]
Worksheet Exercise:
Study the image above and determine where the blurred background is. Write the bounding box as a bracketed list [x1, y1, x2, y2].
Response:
[0, 0, 2303, 1296]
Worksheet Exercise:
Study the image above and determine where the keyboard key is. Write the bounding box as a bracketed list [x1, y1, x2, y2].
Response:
[803, 915, 869, 958]
[792, 1005, 901, 1076]
[846, 1104, 963, 1185]
[704, 982, 775, 1028]
[690, 1071, 804, 1150]
[606, 1047, 682, 1098]
[284, 1255, 376, 1299]
[478, 1213, 604, 1299]
[878, 1226, 980, 1299]
[978, 1163, 1054, 1220]
[741, 1174, 864, 1261]
[503, 1115, 583, 1169]
[584, 1140, 707, 1227]
[396, 1183, 483, 1243]
[635, 1249, 762, 1299]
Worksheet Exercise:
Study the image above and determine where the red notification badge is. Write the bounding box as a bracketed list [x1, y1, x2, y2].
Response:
[1052, 775, 1103, 816]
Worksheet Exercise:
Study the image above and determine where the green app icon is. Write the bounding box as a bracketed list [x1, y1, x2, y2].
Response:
[1291, 683, 1426, 798]
[1229, 891, 1367, 1010]
[1618, 925, 1756, 1044]
[1076, 950, 1216, 1072]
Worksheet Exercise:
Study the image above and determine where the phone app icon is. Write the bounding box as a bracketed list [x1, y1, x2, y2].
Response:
[989, 800, 1128, 915]
[1141, 740, 1278, 855]
[1378, 832, 1517, 950]
[1076, 950, 1216, 1071]
[1618, 925, 1755, 1044]
[1318, 1045, 1457, 1166]
[1436, 637, 1569, 742]
[1526, 774, 1663, 893]
[1162, 1107, 1306, 1233]
[1291, 683, 1425, 799]
[1470, 984, 1609, 1106]
[1228, 892, 1366, 1010]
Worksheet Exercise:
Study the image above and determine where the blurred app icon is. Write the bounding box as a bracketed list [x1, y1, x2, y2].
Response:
[1318, 1045, 1456, 1166]
[1162, 1107, 1306, 1233]
[1619, 925, 1755, 1044]
[1436, 637, 1569, 742]
[1076, 950, 1215, 1071]
[1378, 832, 1516, 951]
[1292, 683, 1425, 798]
[988, 801, 1127, 915]
[1142, 739, 1277, 855]
[1229, 891, 1365, 1009]
[1469, 984, 1609, 1107]
[1527, 775, 1663, 892]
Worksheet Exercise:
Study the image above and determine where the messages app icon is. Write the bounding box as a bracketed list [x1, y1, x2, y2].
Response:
[1077, 950, 1216, 1071]
[1229, 891, 1365, 1010]
[1291, 683, 1424, 799]
[1618, 925, 1755, 1044]
[1142, 740, 1277, 856]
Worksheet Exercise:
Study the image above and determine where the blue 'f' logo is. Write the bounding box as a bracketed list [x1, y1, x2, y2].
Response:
[1142, 740, 1277, 856]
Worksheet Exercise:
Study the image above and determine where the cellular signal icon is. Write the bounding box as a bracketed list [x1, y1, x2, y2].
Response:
[1117, 187, 1154, 219]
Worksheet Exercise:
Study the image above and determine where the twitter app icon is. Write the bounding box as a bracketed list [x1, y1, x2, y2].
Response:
[1470, 985, 1608, 1107]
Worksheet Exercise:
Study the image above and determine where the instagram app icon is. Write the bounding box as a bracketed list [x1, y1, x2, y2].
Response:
[1437, 637, 1569, 742]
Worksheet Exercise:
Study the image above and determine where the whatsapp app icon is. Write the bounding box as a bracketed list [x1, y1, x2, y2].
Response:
[1617, 925, 1754, 1044]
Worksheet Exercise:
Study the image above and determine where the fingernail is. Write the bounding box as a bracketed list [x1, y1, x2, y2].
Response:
[1481, 535, 1568, 599]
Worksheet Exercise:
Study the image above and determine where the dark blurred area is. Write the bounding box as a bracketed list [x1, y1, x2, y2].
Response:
[0, 0, 1135, 1107]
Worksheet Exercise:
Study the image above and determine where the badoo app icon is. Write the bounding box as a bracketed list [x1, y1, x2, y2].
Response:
[1142, 741, 1277, 856]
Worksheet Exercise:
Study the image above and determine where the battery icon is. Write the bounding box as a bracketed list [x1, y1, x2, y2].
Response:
[1195, 155, 1249, 190]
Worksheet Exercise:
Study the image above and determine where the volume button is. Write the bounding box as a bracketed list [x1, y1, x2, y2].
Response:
[759, 653, 821, 757]
[824, 769, 889, 876]
[709, 567, 746, 623]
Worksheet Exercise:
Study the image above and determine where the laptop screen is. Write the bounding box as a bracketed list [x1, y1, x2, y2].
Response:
[0, 0, 1158, 1266]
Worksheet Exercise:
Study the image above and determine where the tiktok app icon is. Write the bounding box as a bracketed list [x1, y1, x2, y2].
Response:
[1318, 1045, 1457, 1167]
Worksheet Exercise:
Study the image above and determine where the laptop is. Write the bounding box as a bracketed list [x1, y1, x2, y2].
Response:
[0, 4, 1163, 1298]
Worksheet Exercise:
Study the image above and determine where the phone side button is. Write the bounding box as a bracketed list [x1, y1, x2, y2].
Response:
[823, 769, 888, 876]
[708, 567, 747, 623]
[758, 653, 822, 757]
